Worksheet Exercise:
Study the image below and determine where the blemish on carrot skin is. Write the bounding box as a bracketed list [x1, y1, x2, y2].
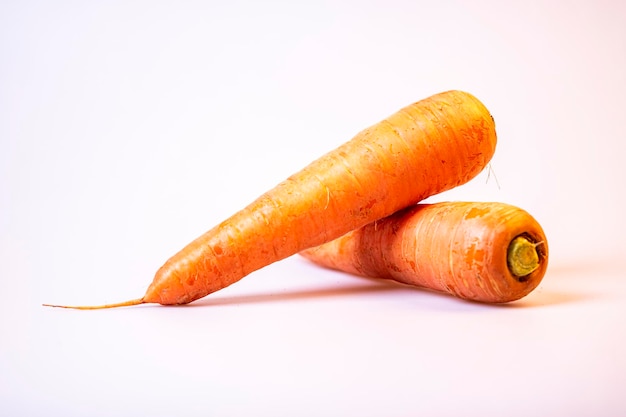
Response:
[464, 207, 489, 219]
[324, 186, 330, 210]
[364, 199, 377, 210]
[214, 246, 223, 255]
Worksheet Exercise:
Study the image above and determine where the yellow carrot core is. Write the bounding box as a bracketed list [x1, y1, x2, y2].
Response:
[507, 235, 540, 279]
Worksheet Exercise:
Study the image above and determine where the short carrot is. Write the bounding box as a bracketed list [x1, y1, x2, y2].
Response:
[44, 90, 497, 309]
[300, 201, 548, 303]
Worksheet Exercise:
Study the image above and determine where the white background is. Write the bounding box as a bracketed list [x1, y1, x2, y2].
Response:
[2, 1, 625, 416]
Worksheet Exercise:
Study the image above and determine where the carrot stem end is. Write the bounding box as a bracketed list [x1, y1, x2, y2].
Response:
[507, 235, 540, 279]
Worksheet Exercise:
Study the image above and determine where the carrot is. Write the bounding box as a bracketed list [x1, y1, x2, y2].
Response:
[44, 90, 497, 309]
[300, 201, 548, 303]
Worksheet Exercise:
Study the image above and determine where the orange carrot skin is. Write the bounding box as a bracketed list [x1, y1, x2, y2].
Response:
[145, 91, 497, 305]
[300, 202, 548, 303]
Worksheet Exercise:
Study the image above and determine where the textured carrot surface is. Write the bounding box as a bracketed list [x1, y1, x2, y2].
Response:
[301, 201, 548, 303]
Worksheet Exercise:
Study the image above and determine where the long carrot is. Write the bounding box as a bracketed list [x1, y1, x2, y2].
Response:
[44, 90, 497, 309]
[300, 201, 548, 303]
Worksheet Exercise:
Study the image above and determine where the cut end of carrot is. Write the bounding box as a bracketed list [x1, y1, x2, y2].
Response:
[507, 236, 541, 279]
[42, 298, 146, 310]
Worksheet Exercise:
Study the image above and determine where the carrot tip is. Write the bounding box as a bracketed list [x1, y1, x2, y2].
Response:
[507, 236, 541, 279]
[42, 298, 146, 310]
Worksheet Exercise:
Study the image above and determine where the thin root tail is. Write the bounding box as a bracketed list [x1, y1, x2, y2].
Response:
[42, 298, 146, 310]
